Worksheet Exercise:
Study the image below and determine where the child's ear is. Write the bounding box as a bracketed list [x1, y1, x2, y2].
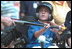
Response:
[48, 14, 51, 17]
[48, 14, 53, 21]
[48, 14, 51, 19]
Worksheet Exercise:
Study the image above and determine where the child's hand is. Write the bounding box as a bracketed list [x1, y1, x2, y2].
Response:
[44, 23, 50, 29]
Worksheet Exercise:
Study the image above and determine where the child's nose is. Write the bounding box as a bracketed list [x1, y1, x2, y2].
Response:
[42, 11, 45, 14]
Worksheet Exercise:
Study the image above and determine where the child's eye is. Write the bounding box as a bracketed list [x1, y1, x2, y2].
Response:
[45, 11, 48, 12]
[45, 10, 48, 12]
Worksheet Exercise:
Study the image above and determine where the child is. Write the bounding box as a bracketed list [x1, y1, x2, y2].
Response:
[26, 2, 59, 48]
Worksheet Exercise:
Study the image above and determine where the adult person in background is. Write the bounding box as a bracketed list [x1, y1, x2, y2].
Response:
[64, 1, 71, 48]
[1, 1, 20, 28]
[1, 1, 20, 48]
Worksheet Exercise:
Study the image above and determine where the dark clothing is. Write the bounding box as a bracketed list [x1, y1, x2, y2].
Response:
[60, 11, 71, 41]
[64, 11, 71, 31]
[20, 1, 41, 16]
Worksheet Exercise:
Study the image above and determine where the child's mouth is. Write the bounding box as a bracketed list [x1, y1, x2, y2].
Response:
[41, 15, 45, 17]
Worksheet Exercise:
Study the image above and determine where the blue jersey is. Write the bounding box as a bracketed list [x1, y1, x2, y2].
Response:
[26, 21, 56, 48]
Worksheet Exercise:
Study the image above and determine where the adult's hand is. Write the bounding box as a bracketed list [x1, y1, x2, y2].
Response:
[1, 17, 15, 27]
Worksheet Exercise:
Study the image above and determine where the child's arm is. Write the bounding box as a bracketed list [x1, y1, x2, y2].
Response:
[34, 24, 50, 38]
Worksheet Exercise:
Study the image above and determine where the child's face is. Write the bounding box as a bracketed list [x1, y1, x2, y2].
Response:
[38, 6, 49, 21]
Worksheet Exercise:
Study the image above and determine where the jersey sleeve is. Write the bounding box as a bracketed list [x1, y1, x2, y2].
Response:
[28, 25, 39, 41]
